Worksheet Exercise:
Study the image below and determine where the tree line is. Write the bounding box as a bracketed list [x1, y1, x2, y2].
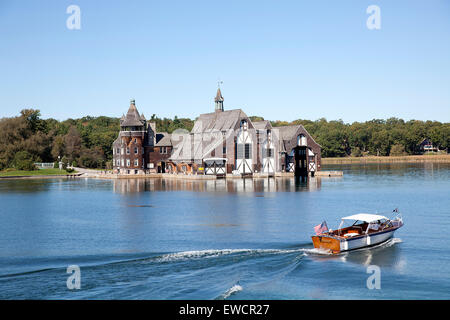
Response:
[0, 109, 448, 171]
[272, 118, 449, 157]
[0, 110, 195, 170]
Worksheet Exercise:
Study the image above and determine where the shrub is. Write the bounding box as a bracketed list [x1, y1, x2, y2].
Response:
[12, 151, 36, 171]
[390, 144, 406, 156]
[65, 168, 75, 173]
[61, 156, 68, 170]
[351, 147, 363, 157]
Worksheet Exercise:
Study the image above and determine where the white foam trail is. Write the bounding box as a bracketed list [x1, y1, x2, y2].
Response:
[385, 238, 402, 247]
[301, 248, 333, 255]
[156, 248, 305, 262]
[221, 284, 243, 299]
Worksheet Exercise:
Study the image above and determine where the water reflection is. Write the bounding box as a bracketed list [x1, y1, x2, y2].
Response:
[323, 162, 450, 179]
[0, 178, 57, 193]
[112, 177, 323, 193]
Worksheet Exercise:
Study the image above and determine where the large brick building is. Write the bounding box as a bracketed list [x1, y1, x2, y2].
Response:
[112, 90, 321, 176]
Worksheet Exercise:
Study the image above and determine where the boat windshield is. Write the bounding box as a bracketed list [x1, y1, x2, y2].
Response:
[334, 218, 390, 236]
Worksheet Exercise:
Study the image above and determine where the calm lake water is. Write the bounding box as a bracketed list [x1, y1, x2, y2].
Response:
[0, 163, 449, 299]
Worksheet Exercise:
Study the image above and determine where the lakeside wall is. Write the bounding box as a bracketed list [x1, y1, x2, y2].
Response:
[322, 154, 450, 164]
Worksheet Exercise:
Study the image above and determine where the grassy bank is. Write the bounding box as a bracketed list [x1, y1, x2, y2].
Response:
[322, 154, 450, 164]
[0, 168, 77, 177]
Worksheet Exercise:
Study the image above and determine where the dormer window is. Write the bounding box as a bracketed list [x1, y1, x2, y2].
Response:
[298, 134, 307, 146]
[241, 120, 248, 131]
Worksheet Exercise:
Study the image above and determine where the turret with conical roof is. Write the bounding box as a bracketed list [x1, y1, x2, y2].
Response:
[120, 99, 146, 130]
[215, 88, 224, 112]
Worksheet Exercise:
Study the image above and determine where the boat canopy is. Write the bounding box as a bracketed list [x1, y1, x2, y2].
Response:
[342, 213, 388, 223]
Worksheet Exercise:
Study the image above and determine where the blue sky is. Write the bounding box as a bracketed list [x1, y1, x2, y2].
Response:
[0, 0, 449, 122]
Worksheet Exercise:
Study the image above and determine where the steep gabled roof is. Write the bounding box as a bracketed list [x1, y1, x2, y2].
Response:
[252, 120, 272, 131]
[155, 132, 172, 147]
[121, 100, 145, 127]
[192, 109, 249, 133]
[274, 124, 322, 151]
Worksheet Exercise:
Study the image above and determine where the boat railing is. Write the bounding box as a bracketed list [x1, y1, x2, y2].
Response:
[381, 212, 403, 230]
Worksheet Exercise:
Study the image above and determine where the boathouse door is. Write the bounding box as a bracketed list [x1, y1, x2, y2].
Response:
[236, 120, 253, 175]
[262, 130, 275, 174]
[294, 146, 308, 177]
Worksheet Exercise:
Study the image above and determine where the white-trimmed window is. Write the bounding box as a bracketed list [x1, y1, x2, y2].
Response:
[134, 147, 138, 154]
[126, 147, 130, 155]
[126, 159, 130, 167]
[134, 159, 139, 166]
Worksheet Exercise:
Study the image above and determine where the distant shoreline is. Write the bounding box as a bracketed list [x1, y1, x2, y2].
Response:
[322, 154, 450, 164]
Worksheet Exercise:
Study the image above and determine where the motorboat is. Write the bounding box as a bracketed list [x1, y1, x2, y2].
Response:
[311, 212, 403, 254]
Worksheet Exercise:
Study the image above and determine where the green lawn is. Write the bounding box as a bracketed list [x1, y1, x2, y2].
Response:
[0, 168, 77, 177]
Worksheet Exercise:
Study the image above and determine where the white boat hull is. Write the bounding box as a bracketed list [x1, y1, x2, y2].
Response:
[340, 229, 396, 252]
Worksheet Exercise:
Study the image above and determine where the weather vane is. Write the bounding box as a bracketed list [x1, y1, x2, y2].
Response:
[217, 78, 223, 88]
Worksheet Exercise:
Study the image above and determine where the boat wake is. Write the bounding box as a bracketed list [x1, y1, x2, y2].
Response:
[218, 284, 243, 300]
[154, 248, 307, 263]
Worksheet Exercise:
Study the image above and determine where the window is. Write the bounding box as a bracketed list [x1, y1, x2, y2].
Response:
[116, 148, 120, 155]
[161, 147, 167, 154]
[126, 147, 130, 154]
[134, 147, 138, 154]
[245, 143, 252, 159]
[134, 159, 139, 166]
[241, 120, 248, 130]
[134, 138, 137, 143]
[223, 146, 227, 154]
[116, 159, 120, 166]
[126, 159, 130, 167]
[267, 148, 273, 157]
[298, 134, 307, 146]
[237, 144, 244, 159]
